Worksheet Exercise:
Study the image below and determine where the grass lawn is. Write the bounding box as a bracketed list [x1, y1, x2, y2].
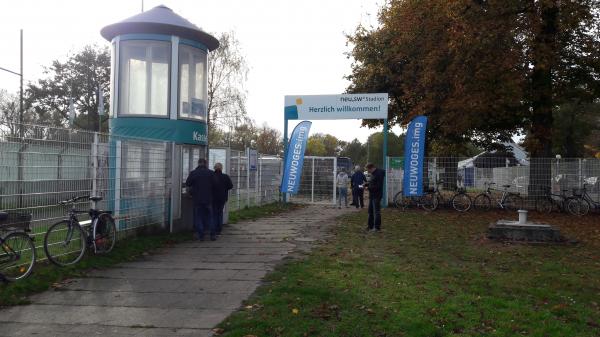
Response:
[0, 202, 298, 307]
[218, 209, 600, 337]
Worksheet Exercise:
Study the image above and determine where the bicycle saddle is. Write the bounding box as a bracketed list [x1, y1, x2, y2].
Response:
[502, 184, 511, 188]
[89, 196, 103, 202]
[0, 212, 8, 221]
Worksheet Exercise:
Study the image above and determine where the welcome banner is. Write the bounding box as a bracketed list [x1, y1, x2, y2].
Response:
[403, 116, 428, 196]
[281, 121, 312, 194]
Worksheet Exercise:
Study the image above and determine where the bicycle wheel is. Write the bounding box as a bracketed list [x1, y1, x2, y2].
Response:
[473, 194, 491, 211]
[504, 194, 523, 211]
[44, 220, 86, 266]
[420, 193, 439, 211]
[0, 232, 36, 281]
[393, 192, 404, 209]
[93, 213, 117, 254]
[451, 193, 472, 212]
[567, 198, 590, 216]
[535, 198, 553, 214]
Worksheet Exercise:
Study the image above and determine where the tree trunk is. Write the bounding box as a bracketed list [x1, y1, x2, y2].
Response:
[528, 0, 559, 203]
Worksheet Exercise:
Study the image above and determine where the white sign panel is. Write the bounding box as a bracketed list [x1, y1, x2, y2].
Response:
[284, 93, 388, 120]
[248, 149, 258, 171]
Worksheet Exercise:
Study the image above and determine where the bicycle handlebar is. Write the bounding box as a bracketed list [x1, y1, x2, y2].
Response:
[58, 195, 90, 205]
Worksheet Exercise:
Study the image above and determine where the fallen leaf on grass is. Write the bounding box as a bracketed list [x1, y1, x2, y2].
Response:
[292, 308, 299, 315]
[212, 328, 225, 335]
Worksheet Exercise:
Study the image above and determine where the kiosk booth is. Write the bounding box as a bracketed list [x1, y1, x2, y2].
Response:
[101, 5, 219, 232]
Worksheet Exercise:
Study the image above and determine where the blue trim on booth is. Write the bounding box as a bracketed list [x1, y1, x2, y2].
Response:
[179, 38, 208, 52]
[110, 117, 208, 145]
[119, 33, 172, 42]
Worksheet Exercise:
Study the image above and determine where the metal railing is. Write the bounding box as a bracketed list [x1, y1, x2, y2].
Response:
[0, 122, 171, 247]
[386, 156, 600, 209]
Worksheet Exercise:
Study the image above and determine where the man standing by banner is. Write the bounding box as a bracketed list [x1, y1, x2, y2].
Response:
[403, 116, 428, 197]
[280, 121, 312, 195]
[366, 163, 385, 232]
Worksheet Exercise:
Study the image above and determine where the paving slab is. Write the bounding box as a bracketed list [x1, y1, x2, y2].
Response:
[0, 205, 351, 336]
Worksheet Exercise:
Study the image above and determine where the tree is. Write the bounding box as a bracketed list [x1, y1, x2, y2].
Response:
[340, 138, 367, 165]
[306, 136, 326, 156]
[346, 0, 600, 156]
[0, 89, 38, 137]
[26, 45, 110, 132]
[255, 123, 283, 155]
[207, 31, 249, 133]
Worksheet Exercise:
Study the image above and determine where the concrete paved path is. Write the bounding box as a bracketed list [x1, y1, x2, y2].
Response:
[0, 205, 352, 337]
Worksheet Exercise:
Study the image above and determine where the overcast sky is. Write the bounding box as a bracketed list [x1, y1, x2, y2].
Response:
[0, 0, 404, 142]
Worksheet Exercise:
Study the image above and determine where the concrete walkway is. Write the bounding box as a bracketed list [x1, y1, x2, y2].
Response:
[0, 205, 352, 337]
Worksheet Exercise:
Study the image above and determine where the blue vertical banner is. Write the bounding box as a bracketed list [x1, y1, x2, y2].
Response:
[403, 116, 428, 196]
[280, 121, 312, 194]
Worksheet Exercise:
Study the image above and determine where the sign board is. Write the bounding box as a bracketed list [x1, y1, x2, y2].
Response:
[389, 157, 404, 169]
[248, 149, 258, 171]
[284, 93, 388, 120]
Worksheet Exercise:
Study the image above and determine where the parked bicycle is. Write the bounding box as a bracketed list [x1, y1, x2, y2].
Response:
[0, 211, 36, 282]
[567, 179, 600, 216]
[43, 196, 117, 267]
[420, 180, 472, 212]
[473, 182, 523, 211]
[393, 180, 472, 212]
[534, 186, 576, 214]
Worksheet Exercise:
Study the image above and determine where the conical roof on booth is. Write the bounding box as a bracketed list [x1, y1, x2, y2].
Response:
[101, 5, 219, 51]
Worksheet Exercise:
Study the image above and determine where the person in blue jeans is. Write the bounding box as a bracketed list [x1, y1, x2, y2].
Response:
[212, 162, 233, 236]
[365, 163, 385, 232]
[185, 158, 216, 241]
[351, 165, 367, 208]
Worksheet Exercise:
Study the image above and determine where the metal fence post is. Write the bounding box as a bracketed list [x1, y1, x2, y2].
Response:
[311, 157, 315, 203]
[333, 157, 337, 205]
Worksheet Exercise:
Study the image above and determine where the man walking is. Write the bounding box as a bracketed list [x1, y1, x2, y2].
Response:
[365, 163, 385, 232]
[185, 158, 217, 241]
[336, 168, 349, 208]
[213, 162, 233, 236]
[351, 165, 366, 209]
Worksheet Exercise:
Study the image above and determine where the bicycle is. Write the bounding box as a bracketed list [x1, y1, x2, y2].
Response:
[534, 186, 576, 214]
[0, 211, 36, 282]
[43, 195, 117, 267]
[393, 181, 472, 212]
[567, 179, 600, 216]
[420, 180, 472, 212]
[473, 182, 524, 211]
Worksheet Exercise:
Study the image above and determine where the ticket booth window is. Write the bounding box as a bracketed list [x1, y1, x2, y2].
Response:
[119, 40, 171, 116]
[178, 45, 207, 121]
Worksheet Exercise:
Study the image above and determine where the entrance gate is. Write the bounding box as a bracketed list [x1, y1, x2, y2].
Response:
[288, 156, 337, 205]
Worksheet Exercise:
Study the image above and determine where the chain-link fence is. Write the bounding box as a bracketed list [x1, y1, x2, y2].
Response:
[227, 149, 283, 211]
[386, 156, 600, 209]
[0, 123, 171, 253]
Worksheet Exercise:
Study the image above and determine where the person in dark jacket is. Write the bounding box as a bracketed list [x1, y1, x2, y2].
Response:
[365, 163, 385, 232]
[350, 165, 367, 209]
[213, 162, 233, 236]
[185, 158, 216, 241]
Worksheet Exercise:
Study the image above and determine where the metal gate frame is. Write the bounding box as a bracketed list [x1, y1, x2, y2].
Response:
[288, 156, 337, 205]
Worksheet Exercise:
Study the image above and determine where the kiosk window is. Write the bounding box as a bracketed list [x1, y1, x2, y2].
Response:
[119, 40, 170, 117]
[178, 45, 207, 121]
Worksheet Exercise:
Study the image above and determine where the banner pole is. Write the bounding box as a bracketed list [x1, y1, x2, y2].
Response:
[382, 118, 388, 208]
[282, 116, 288, 203]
